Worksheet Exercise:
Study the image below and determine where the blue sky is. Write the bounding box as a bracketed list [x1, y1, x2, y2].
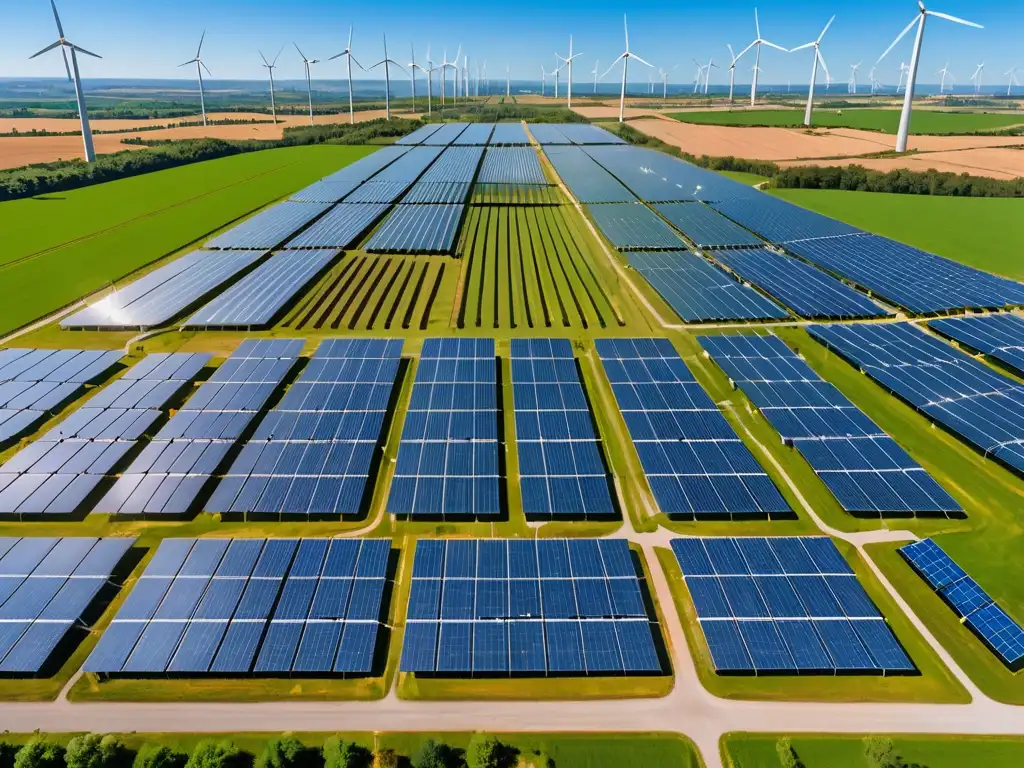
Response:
[2, 0, 1019, 87]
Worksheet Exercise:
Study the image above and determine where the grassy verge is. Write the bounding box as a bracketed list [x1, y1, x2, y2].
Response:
[721, 733, 1024, 768]
[667, 108, 1024, 134]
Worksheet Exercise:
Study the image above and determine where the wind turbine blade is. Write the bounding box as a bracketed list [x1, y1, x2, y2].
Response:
[259, 50, 270, 66]
[727, 43, 736, 61]
[876, 16, 918, 64]
[754, 7, 761, 38]
[272, 46, 284, 66]
[178, 59, 195, 67]
[294, 42, 306, 61]
[737, 41, 757, 59]
[631, 54, 654, 68]
[601, 55, 625, 79]
[926, 10, 982, 27]
[201, 61, 212, 76]
[624, 15, 629, 51]
[762, 41, 787, 52]
[348, 25, 353, 49]
[328, 52, 345, 61]
[196, 30, 206, 58]
[392, 62, 409, 75]
[819, 15, 835, 41]
[61, 46, 72, 81]
[50, 0, 66, 39]
[28, 40, 63, 59]
[71, 44, 101, 59]
[369, 60, 384, 70]
[789, 42, 815, 52]
[817, 49, 830, 82]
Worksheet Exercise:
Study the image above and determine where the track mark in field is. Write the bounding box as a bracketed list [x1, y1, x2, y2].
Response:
[387, 262, 417, 329]
[523, 208, 552, 327]
[315, 256, 367, 329]
[549, 207, 604, 328]
[366, 260, 403, 329]
[476, 207, 489, 328]
[531, 208, 570, 327]
[506, 206, 517, 329]
[421, 264, 446, 331]
[515, 210, 534, 329]
[297, 258, 357, 329]
[403, 264, 430, 330]
[349, 257, 392, 329]
[333, 255, 381, 329]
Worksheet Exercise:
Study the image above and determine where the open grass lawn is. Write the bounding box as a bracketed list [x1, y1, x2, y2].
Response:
[0, 145, 375, 336]
[768, 189, 1024, 281]
[716, 171, 771, 186]
[722, 733, 1024, 768]
[667, 108, 1024, 134]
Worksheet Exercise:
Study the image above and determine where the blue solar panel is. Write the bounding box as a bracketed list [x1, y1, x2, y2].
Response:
[289, 179, 361, 204]
[322, 146, 409, 181]
[283, 203, 392, 249]
[543, 146, 636, 203]
[653, 203, 763, 249]
[397, 124, 442, 145]
[477, 148, 547, 185]
[206, 202, 332, 250]
[488, 123, 530, 145]
[929, 314, 1024, 377]
[452, 124, 494, 146]
[365, 204, 465, 254]
[422, 124, 468, 146]
[582, 145, 717, 203]
[586, 204, 684, 251]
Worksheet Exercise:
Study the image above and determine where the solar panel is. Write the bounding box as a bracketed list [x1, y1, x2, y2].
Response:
[418, 146, 484, 183]
[422, 123, 469, 146]
[477, 148, 547, 185]
[397, 124, 442, 145]
[388, 338, 500, 518]
[597, 338, 789, 519]
[628, 251, 788, 323]
[84, 537, 390, 676]
[322, 146, 409, 181]
[207, 338, 402, 519]
[282, 203, 390, 250]
[582, 145, 717, 203]
[61, 250, 267, 331]
[700, 334, 960, 517]
[709, 194, 863, 243]
[653, 203, 763, 249]
[184, 250, 337, 329]
[342, 181, 412, 204]
[900, 538, 1024, 669]
[402, 182, 472, 205]
[543, 146, 636, 203]
[289, 180, 361, 204]
[528, 124, 570, 145]
[205, 202, 332, 250]
[371, 146, 445, 182]
[452, 123, 494, 145]
[586, 204, 684, 251]
[364, 204, 465, 255]
[511, 339, 615, 519]
[673, 536, 913, 674]
[808, 322, 1024, 478]
[488, 123, 530, 145]
[553, 124, 625, 145]
[0, 536, 133, 674]
[400, 538, 661, 676]
[929, 314, 1024, 377]
[96, 340, 300, 517]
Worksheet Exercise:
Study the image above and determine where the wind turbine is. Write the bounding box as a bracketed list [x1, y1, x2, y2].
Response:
[329, 26, 363, 124]
[592, 60, 601, 93]
[602, 15, 653, 122]
[969, 62, 984, 94]
[789, 15, 833, 126]
[29, 0, 99, 162]
[506, 64, 511, 97]
[848, 62, 861, 93]
[442, 46, 461, 105]
[259, 47, 283, 123]
[736, 9, 786, 106]
[418, 46, 437, 115]
[555, 36, 583, 108]
[936, 62, 953, 93]
[294, 44, 320, 126]
[869, 66, 880, 95]
[553, 59, 563, 100]
[180, 32, 211, 127]
[703, 57, 718, 95]
[726, 44, 742, 103]
[897, 61, 909, 91]
[370, 33, 407, 120]
[464, 55, 470, 98]
[1006, 65, 1020, 96]
[691, 60, 705, 94]
[408, 44, 419, 111]
[659, 65, 678, 99]
[877, 1, 983, 153]
[541, 66, 549, 97]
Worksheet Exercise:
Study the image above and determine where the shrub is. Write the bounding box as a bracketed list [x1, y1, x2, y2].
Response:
[322, 738, 366, 768]
[412, 740, 450, 768]
[65, 735, 131, 768]
[184, 740, 246, 768]
[775, 737, 802, 768]
[13, 740, 65, 768]
[133, 745, 188, 768]
[255, 737, 314, 768]
[863, 737, 904, 768]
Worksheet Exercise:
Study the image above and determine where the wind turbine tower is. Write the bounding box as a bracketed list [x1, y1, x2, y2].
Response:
[295, 44, 320, 126]
[848, 62, 861, 94]
[556, 36, 583, 108]
[370, 33, 407, 120]
[408, 44, 419, 111]
[592, 60, 600, 93]
[736, 9, 785, 106]
[328, 26, 363, 124]
[726, 45, 741, 103]
[506, 64, 510, 97]
[1006, 65, 1020, 96]
[703, 57, 718, 95]
[602, 15, 652, 122]
[789, 16, 833, 126]
[180, 32, 211, 126]
[969, 62, 984, 94]
[937, 62, 953, 93]
[259, 47, 284, 123]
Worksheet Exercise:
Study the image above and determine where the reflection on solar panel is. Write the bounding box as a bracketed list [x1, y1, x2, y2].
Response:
[711, 247, 888, 320]
[0, 349, 124, 446]
[423, 124, 468, 145]
[0, 353, 209, 517]
[478, 148, 547, 185]
[652, 203, 763, 249]
[700, 334, 961, 516]
[419, 146, 484, 183]
[365, 205, 464, 255]
[586, 204, 683, 251]
[184, 250, 337, 330]
[543, 146, 636, 203]
[628, 251, 788, 323]
[400, 538, 662, 676]
[208, 339, 402, 519]
[97, 340, 301, 517]
[583, 145, 712, 203]
[289, 180, 361, 204]
[205, 202, 332, 250]
[488, 123, 530, 145]
[596, 338, 789, 518]
[283, 203, 391, 250]
[85, 537, 391, 676]
[784, 234, 1024, 315]
[60, 250, 266, 331]
[929, 314, 1024, 377]
[372, 147, 445, 183]
[673, 536, 914, 674]
[900, 539, 1024, 669]
[0, 536, 134, 674]
[808, 322, 1024, 477]
[710, 194, 862, 244]
[342, 181, 411, 204]
[388, 339, 500, 518]
[397, 124, 442, 145]
[554, 124, 625, 145]
[510, 339, 614, 519]
[403, 182, 472, 205]
[452, 123, 494, 145]
[322, 146, 409, 181]
[528, 124, 570, 145]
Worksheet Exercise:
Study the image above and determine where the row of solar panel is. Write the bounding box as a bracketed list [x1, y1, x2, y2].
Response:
[528, 124, 625, 146]
[397, 123, 530, 146]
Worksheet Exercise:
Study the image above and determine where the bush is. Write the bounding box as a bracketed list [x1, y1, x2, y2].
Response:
[412, 740, 451, 768]
[13, 740, 65, 768]
[184, 741, 246, 768]
[465, 735, 509, 768]
[65, 735, 131, 768]
[863, 737, 904, 768]
[255, 737, 314, 768]
[133, 745, 188, 768]
[775, 737, 802, 768]
[322, 738, 366, 768]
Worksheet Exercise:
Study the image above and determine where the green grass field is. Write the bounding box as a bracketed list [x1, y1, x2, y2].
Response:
[0, 145, 374, 336]
[667, 108, 1024, 134]
[768, 189, 1024, 280]
[716, 171, 771, 186]
[722, 733, 1024, 768]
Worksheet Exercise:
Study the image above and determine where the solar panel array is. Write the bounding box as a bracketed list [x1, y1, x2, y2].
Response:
[322, 146, 409, 181]
[372, 147, 445, 183]
[709, 195, 861, 244]
[97, 340, 302, 517]
[583, 145, 711, 203]
[552, 124, 625, 145]
[0, 349, 124, 446]
[453, 123, 495, 145]
[477, 148, 547, 185]
[184, 250, 337, 329]
[808, 322, 1024, 476]
[596, 338, 789, 518]
[61, 250, 267, 331]
[364, 204, 465, 254]
[929, 314, 1024, 376]
[628, 251, 788, 323]
[283, 203, 391, 250]
[0, 353, 210, 517]
[0, 536, 135, 674]
[711, 247, 889, 320]
[672, 536, 914, 674]
[783, 234, 1024, 315]
[510, 339, 614, 519]
[543, 146, 636, 204]
[342, 181, 412, 205]
[208, 339, 402, 519]
[85, 537, 391, 676]
[488, 123, 530, 145]
[528, 124, 572, 145]
[205, 202, 332, 251]
[402, 182, 472, 205]
[397, 124, 442, 145]
[419, 146, 484, 183]
[699, 334, 961, 516]
[289, 180, 361, 204]
[400, 538, 661, 676]
[388, 338, 500, 518]
[900, 538, 1024, 669]
[653, 203, 763, 249]
[423, 124, 468, 146]
[586, 204, 684, 251]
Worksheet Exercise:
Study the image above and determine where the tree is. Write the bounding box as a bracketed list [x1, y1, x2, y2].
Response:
[13, 740, 65, 768]
[256, 737, 313, 768]
[133, 745, 187, 768]
[466, 735, 501, 768]
[863, 737, 904, 768]
[322, 738, 366, 768]
[775, 737, 802, 768]
[66, 735, 131, 768]
[412, 740, 450, 768]
[184, 741, 245, 768]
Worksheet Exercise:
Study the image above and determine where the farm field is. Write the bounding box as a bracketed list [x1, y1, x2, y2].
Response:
[721, 733, 1024, 768]
[667, 108, 1024, 134]
[768, 189, 1024, 280]
[0, 145, 374, 336]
